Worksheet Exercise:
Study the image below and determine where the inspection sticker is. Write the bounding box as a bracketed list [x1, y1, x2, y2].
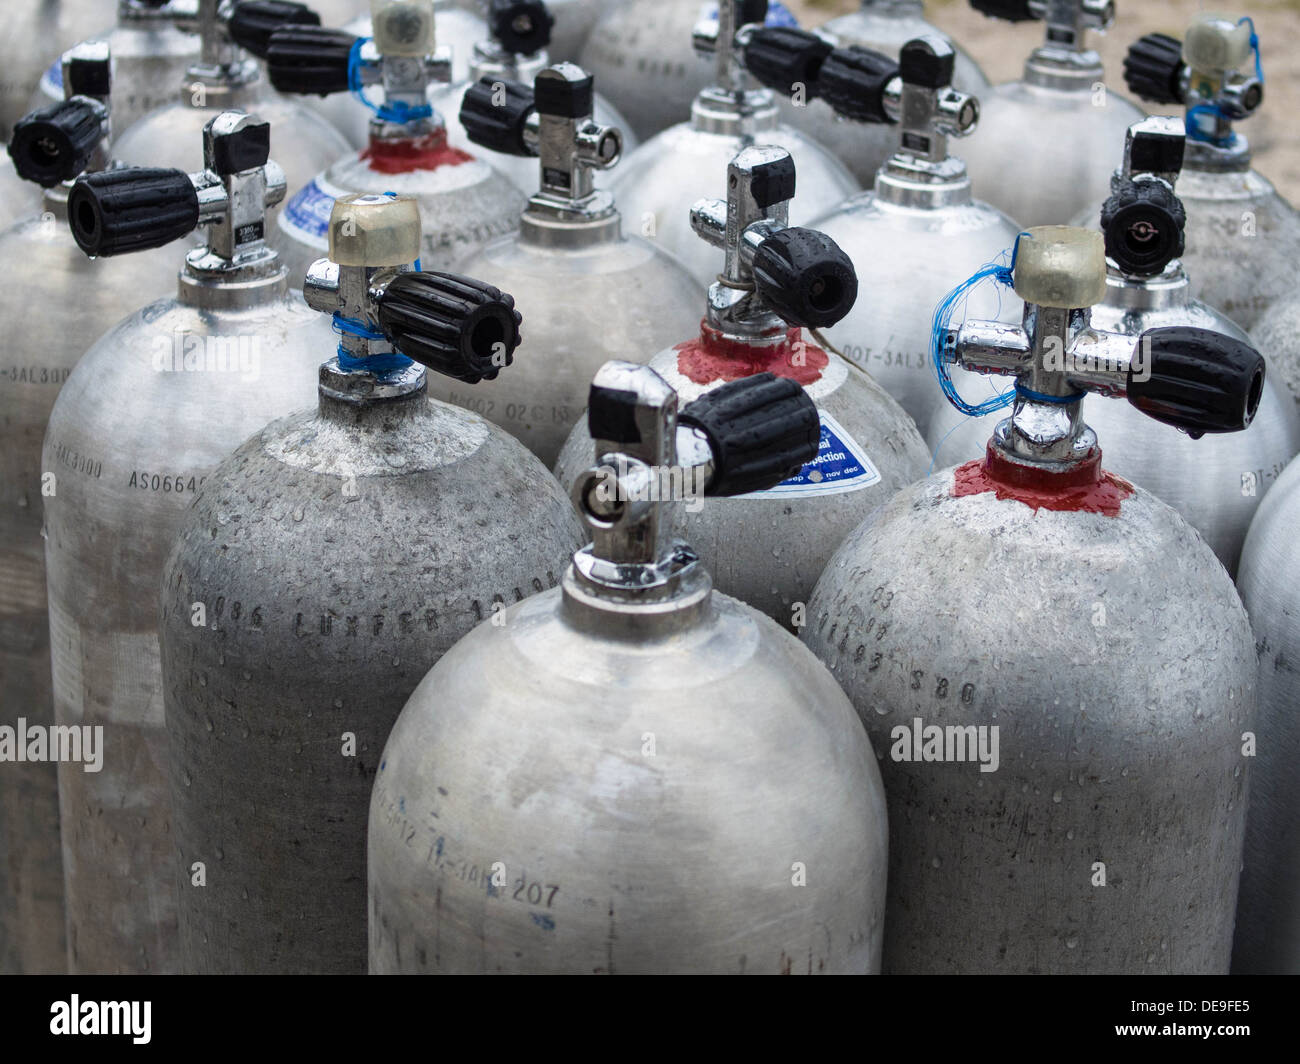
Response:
[277, 173, 348, 248]
[740, 410, 882, 500]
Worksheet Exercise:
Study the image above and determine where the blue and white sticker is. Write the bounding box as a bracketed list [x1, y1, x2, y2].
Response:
[740, 410, 881, 500]
[277, 173, 348, 249]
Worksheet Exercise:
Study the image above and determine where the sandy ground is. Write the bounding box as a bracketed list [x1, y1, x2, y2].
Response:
[792, 0, 1300, 203]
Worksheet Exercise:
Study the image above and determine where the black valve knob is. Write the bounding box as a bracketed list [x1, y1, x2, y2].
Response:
[1123, 33, 1185, 105]
[743, 27, 833, 97]
[752, 227, 859, 329]
[489, 0, 554, 55]
[377, 272, 523, 384]
[900, 37, 955, 89]
[1101, 179, 1186, 277]
[1129, 327, 1265, 438]
[266, 25, 356, 96]
[679, 374, 820, 497]
[969, 0, 1038, 22]
[8, 99, 107, 187]
[68, 167, 200, 257]
[460, 76, 535, 156]
[227, 1, 321, 59]
[736, 0, 770, 25]
[816, 46, 898, 124]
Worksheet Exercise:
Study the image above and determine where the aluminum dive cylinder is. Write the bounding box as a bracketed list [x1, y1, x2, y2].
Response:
[1233, 454, 1300, 974]
[776, 32, 1025, 436]
[110, 0, 351, 197]
[578, 0, 800, 142]
[0, 0, 98, 141]
[159, 191, 583, 974]
[805, 225, 1263, 974]
[556, 146, 929, 626]
[434, 63, 700, 464]
[426, 0, 636, 194]
[267, 0, 525, 284]
[368, 361, 890, 974]
[609, 0, 859, 288]
[30, 1, 201, 138]
[957, 0, 1145, 228]
[931, 118, 1300, 575]
[44, 112, 332, 973]
[1252, 297, 1300, 414]
[0, 44, 179, 977]
[1108, 13, 1299, 331]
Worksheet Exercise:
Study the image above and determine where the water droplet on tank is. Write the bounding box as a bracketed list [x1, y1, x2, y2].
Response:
[931, 857, 941, 869]
[1065, 936, 1079, 950]
[1052, 791, 1062, 804]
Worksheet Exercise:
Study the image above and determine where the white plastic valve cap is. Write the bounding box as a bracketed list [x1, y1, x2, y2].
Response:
[329, 193, 422, 267]
[1012, 227, 1107, 309]
[371, 0, 436, 57]
[1183, 14, 1253, 76]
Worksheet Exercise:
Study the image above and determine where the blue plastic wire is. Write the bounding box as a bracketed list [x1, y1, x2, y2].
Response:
[929, 234, 1030, 418]
[1186, 17, 1263, 147]
[348, 37, 434, 125]
[333, 313, 413, 376]
[1015, 383, 1086, 404]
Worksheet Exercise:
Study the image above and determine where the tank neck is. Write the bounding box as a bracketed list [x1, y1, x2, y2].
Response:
[1023, 49, 1104, 92]
[469, 43, 545, 84]
[860, 0, 924, 13]
[874, 155, 973, 209]
[1102, 263, 1190, 313]
[178, 255, 290, 309]
[518, 201, 622, 249]
[690, 87, 780, 137]
[1185, 135, 1253, 174]
[317, 359, 429, 419]
[560, 551, 715, 641]
[177, 60, 262, 108]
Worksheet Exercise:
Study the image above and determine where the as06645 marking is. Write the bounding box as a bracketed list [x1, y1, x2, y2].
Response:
[128, 471, 206, 494]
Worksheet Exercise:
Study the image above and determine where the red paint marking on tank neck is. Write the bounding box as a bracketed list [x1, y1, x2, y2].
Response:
[952, 444, 1134, 518]
[675, 322, 828, 386]
[361, 129, 474, 175]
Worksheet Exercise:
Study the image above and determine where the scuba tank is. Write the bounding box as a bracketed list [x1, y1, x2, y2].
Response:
[322, 0, 489, 147]
[1109, 13, 1298, 332]
[1252, 297, 1300, 413]
[436, 63, 700, 465]
[266, 0, 525, 283]
[158, 192, 584, 974]
[930, 118, 1300, 575]
[110, 0, 351, 196]
[578, 0, 800, 142]
[778, 31, 1024, 437]
[957, 0, 1145, 228]
[794, 0, 992, 187]
[30, 1, 201, 137]
[45, 112, 332, 973]
[556, 146, 929, 627]
[805, 225, 1263, 974]
[609, 0, 858, 288]
[426, 0, 636, 194]
[0, 0, 97, 141]
[369, 361, 890, 974]
[1233, 456, 1300, 973]
[0, 44, 179, 976]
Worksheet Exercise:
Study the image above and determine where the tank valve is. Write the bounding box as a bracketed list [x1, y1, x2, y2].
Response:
[1100, 117, 1187, 278]
[969, 0, 1115, 53]
[691, 0, 774, 97]
[303, 193, 522, 385]
[572, 361, 819, 578]
[461, 63, 621, 213]
[226, 0, 323, 57]
[9, 41, 112, 187]
[486, 0, 554, 57]
[68, 111, 286, 265]
[939, 226, 1265, 460]
[690, 146, 858, 330]
[1124, 15, 1263, 148]
[165, 0, 323, 79]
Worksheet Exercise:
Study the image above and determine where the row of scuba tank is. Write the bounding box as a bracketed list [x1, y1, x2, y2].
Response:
[0, 0, 1298, 976]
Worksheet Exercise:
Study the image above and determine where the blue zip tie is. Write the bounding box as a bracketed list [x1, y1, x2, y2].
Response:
[333, 312, 413, 376]
[1015, 384, 1086, 405]
[1186, 17, 1263, 147]
[349, 37, 434, 126]
[929, 233, 1031, 417]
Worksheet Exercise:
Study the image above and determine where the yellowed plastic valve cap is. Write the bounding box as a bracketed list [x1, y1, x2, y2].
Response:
[371, 0, 437, 57]
[328, 193, 422, 267]
[1012, 226, 1108, 309]
[1183, 14, 1253, 77]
